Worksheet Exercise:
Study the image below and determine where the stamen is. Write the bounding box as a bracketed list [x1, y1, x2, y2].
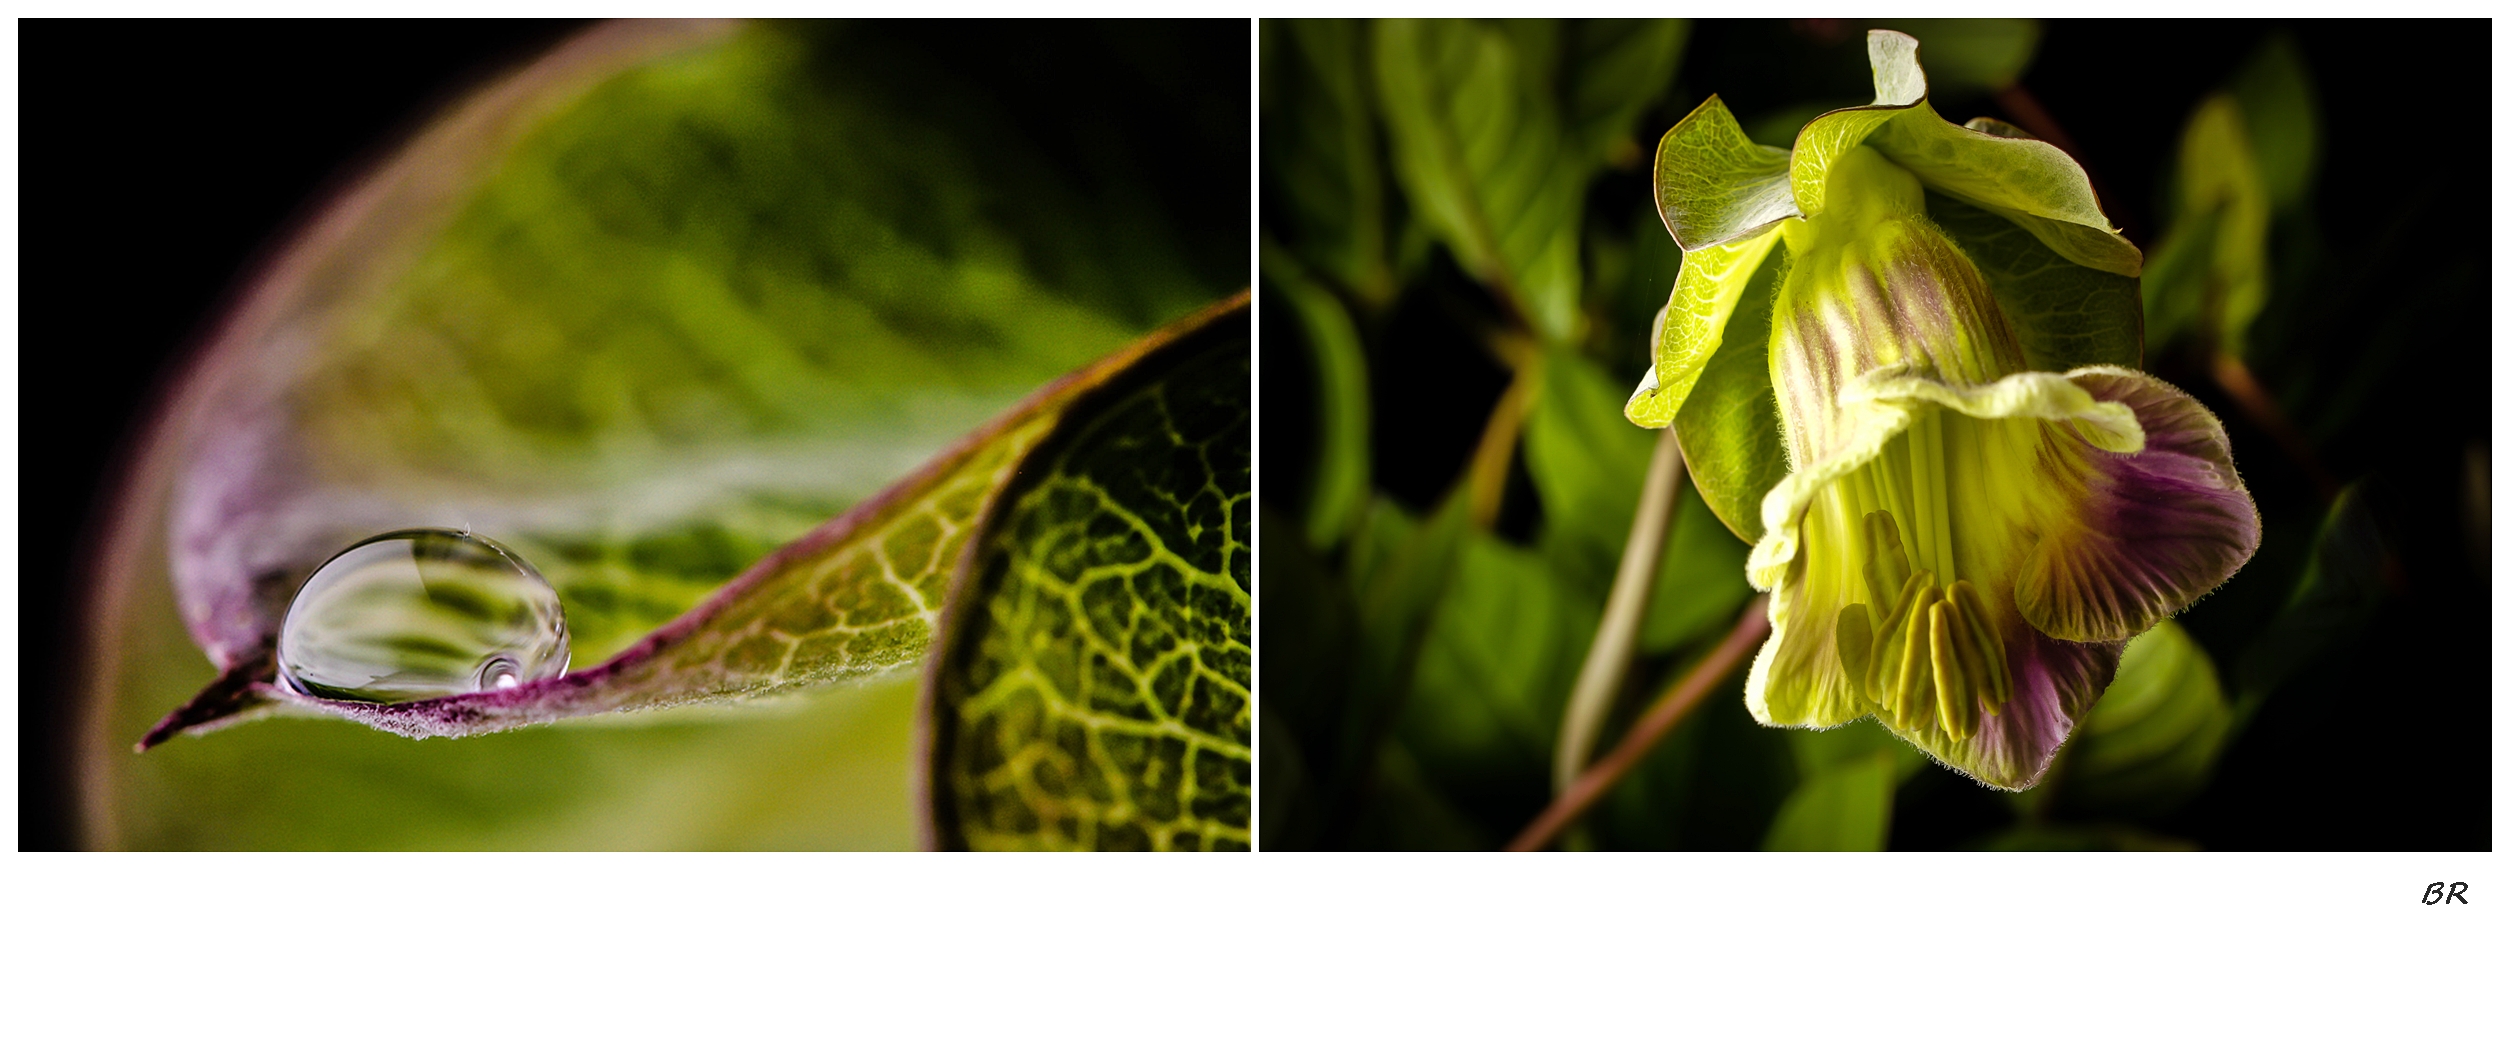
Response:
[1836, 605, 1874, 698]
[1865, 569, 1933, 706]
[1891, 584, 1941, 732]
[1929, 601, 1977, 741]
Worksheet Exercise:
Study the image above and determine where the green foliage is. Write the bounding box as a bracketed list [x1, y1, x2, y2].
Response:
[2232, 485, 2388, 720]
[2142, 94, 2270, 359]
[1527, 350, 1751, 649]
[1402, 527, 1596, 836]
[1263, 243, 1373, 550]
[2055, 620, 2231, 817]
[1264, 19, 1397, 306]
[1373, 19, 1687, 344]
[1763, 752, 1896, 851]
[2143, 33, 2323, 367]
[925, 316, 1252, 851]
[2228, 35, 2320, 213]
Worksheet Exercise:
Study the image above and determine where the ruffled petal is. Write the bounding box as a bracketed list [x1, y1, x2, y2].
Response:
[1745, 482, 1883, 730]
[2011, 366, 2262, 643]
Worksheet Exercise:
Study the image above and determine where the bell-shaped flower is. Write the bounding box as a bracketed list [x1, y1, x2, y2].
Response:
[1627, 31, 2260, 789]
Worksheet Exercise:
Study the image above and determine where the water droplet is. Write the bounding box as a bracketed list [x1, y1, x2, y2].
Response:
[277, 529, 570, 704]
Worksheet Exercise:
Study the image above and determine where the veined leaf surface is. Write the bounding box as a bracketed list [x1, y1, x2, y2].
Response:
[923, 309, 1251, 851]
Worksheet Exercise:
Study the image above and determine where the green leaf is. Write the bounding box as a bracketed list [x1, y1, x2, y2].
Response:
[1789, 717, 1924, 782]
[922, 309, 1251, 851]
[1762, 750, 1896, 851]
[2233, 484, 2388, 720]
[1373, 18, 1585, 343]
[1927, 190, 2143, 372]
[1523, 348, 1750, 649]
[1651, 95, 1798, 250]
[1262, 242, 1373, 551]
[1670, 240, 1788, 543]
[1252, 502, 1359, 849]
[1302, 494, 1475, 846]
[1263, 19, 1396, 305]
[1528, 351, 1650, 589]
[1638, 482, 1754, 653]
[2142, 93, 2270, 359]
[1761, 719, 1918, 852]
[88, 21, 1246, 848]
[1400, 527, 1598, 837]
[2229, 33, 2320, 213]
[1562, 19, 1689, 170]
[1348, 740, 1496, 850]
[2056, 619, 2232, 816]
[1589, 662, 1795, 850]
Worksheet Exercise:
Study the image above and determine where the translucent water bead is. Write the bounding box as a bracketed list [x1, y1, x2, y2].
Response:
[277, 529, 570, 703]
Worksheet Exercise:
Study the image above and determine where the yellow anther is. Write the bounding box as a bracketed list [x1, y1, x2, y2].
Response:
[1929, 601, 1976, 742]
[1865, 569, 1933, 709]
[1836, 604, 1874, 697]
[1891, 585, 1940, 732]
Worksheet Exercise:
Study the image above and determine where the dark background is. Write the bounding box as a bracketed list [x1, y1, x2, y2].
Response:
[1261, 19, 2490, 849]
[19, 21, 592, 850]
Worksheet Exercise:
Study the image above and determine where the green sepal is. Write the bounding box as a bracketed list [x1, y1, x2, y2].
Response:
[1624, 230, 1781, 428]
[1670, 239, 1789, 543]
[1652, 94, 1797, 250]
[1928, 191, 2143, 372]
[1791, 30, 2140, 277]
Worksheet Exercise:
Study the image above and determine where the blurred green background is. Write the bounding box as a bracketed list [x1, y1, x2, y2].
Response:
[1260, 18, 2489, 850]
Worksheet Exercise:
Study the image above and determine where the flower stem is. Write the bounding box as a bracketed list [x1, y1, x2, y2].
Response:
[1510, 594, 1771, 853]
[1551, 425, 1687, 794]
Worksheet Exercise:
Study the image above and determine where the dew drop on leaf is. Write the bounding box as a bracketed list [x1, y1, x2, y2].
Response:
[277, 529, 570, 704]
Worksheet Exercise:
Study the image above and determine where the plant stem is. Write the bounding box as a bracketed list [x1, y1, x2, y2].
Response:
[1464, 359, 1537, 529]
[1508, 595, 1771, 853]
[1551, 425, 1687, 794]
